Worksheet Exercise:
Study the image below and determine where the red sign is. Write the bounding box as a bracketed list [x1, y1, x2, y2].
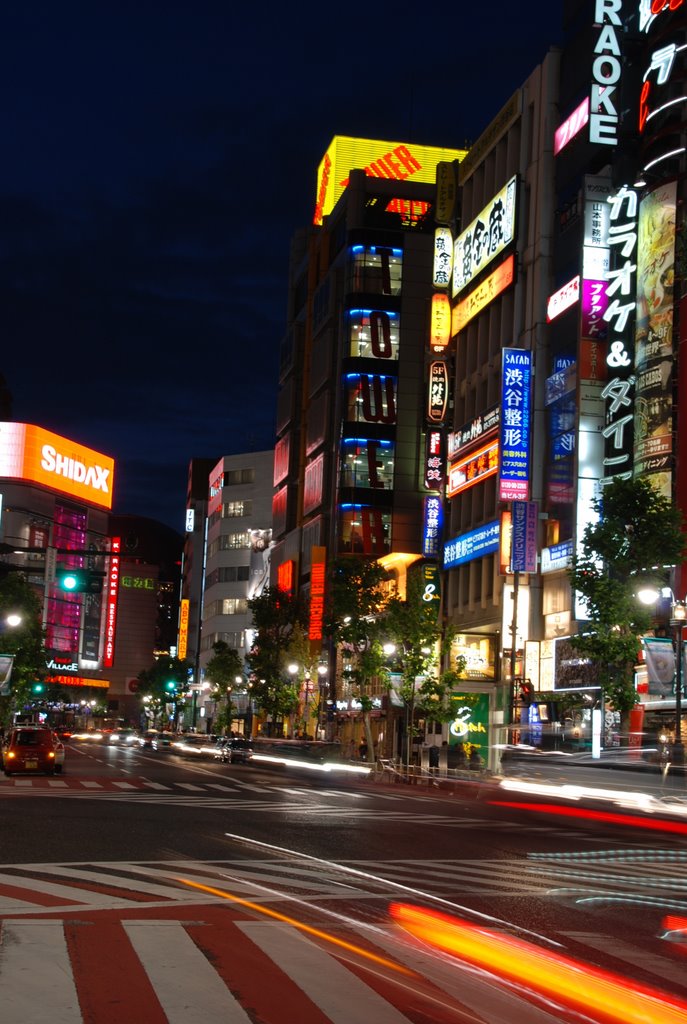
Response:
[103, 537, 121, 669]
[308, 547, 327, 650]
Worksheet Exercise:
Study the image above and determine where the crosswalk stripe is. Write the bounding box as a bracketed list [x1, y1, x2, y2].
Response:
[239, 920, 415, 1024]
[0, 920, 81, 1020]
[123, 920, 252, 1023]
[80, 780, 102, 788]
[112, 781, 137, 789]
[175, 783, 205, 791]
[562, 931, 687, 985]
[141, 781, 171, 790]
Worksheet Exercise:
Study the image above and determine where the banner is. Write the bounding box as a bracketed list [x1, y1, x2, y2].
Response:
[641, 636, 675, 697]
[0, 655, 14, 696]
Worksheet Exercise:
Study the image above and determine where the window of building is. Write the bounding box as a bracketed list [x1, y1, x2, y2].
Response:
[347, 309, 400, 360]
[204, 598, 249, 618]
[345, 374, 397, 424]
[225, 468, 255, 485]
[223, 500, 252, 518]
[338, 506, 391, 555]
[340, 439, 394, 489]
[348, 245, 403, 296]
[205, 565, 250, 587]
[201, 631, 244, 652]
[207, 533, 251, 557]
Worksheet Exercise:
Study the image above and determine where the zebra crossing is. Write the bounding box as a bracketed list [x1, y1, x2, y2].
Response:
[0, 854, 685, 1023]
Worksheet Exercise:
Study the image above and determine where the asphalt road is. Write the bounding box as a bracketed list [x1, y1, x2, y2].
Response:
[0, 739, 685, 1023]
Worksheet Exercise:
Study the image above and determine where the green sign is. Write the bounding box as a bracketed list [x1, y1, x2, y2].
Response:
[448, 692, 489, 758]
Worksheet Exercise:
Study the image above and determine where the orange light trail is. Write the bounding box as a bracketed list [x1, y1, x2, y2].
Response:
[489, 799, 687, 835]
[391, 903, 687, 1024]
[177, 876, 414, 977]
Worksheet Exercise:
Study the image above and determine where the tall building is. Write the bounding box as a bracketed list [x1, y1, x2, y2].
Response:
[271, 136, 466, 754]
[179, 449, 274, 732]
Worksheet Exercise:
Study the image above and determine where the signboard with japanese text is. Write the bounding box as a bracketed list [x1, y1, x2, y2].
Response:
[424, 429, 445, 491]
[447, 440, 499, 499]
[452, 254, 515, 335]
[510, 500, 538, 574]
[499, 349, 532, 501]
[443, 520, 500, 569]
[452, 176, 517, 296]
[448, 405, 499, 461]
[433, 227, 453, 287]
[427, 361, 449, 424]
[422, 496, 443, 558]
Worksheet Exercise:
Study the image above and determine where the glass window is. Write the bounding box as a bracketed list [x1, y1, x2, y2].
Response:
[349, 245, 402, 296]
[340, 439, 394, 489]
[345, 374, 397, 424]
[338, 506, 391, 555]
[348, 309, 399, 360]
[223, 500, 252, 518]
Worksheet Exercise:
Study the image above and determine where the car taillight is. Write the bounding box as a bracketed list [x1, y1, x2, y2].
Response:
[6, 751, 15, 759]
[48, 751, 55, 759]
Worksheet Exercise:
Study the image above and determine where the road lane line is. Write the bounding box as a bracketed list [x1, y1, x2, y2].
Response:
[123, 920, 253, 1022]
[0, 920, 81, 1021]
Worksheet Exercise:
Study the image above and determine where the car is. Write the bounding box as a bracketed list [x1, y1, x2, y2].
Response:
[108, 729, 139, 746]
[139, 730, 160, 749]
[171, 734, 217, 757]
[3, 726, 65, 776]
[215, 737, 253, 764]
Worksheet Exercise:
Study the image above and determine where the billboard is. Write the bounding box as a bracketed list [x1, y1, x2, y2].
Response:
[313, 136, 467, 226]
[499, 349, 533, 501]
[452, 176, 517, 296]
[0, 423, 114, 510]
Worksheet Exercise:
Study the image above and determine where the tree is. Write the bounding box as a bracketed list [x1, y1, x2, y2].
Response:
[325, 558, 392, 761]
[137, 655, 191, 728]
[245, 587, 304, 735]
[568, 476, 686, 726]
[204, 641, 243, 735]
[384, 569, 461, 768]
[0, 573, 45, 726]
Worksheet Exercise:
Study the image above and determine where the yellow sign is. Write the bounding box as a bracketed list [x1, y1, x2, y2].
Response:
[313, 136, 467, 226]
[178, 598, 190, 661]
[452, 254, 515, 335]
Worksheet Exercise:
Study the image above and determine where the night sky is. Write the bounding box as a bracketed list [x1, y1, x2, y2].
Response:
[2, 3, 564, 532]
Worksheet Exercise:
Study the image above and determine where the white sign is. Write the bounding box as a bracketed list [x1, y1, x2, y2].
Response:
[590, 0, 622, 145]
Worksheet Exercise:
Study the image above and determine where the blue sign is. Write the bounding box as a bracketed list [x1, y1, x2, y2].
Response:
[499, 348, 533, 501]
[443, 520, 500, 569]
[422, 496, 443, 558]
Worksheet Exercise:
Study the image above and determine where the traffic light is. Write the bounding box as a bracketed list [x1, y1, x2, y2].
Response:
[31, 682, 45, 695]
[56, 568, 104, 594]
[165, 680, 177, 693]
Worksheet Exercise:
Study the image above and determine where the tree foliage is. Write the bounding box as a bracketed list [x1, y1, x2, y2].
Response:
[568, 476, 686, 714]
[137, 655, 191, 726]
[204, 640, 244, 735]
[0, 573, 46, 724]
[245, 587, 305, 732]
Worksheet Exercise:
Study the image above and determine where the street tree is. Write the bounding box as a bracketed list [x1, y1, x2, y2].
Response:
[204, 640, 243, 735]
[325, 557, 392, 761]
[246, 587, 304, 735]
[137, 655, 191, 729]
[568, 476, 686, 727]
[384, 569, 462, 768]
[0, 573, 45, 726]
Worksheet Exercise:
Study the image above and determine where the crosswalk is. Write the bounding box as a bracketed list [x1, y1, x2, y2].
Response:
[0, 856, 685, 1023]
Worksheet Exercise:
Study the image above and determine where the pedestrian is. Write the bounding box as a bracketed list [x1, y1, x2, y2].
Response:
[358, 738, 368, 761]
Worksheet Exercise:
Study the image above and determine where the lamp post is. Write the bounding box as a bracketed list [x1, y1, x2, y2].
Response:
[670, 598, 685, 767]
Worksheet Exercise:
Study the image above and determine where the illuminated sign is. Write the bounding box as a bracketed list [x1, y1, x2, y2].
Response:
[424, 429, 444, 491]
[274, 435, 290, 485]
[429, 293, 451, 353]
[178, 599, 189, 661]
[499, 509, 512, 576]
[308, 547, 326, 648]
[589, 0, 622, 145]
[452, 254, 515, 335]
[103, 537, 121, 669]
[433, 227, 453, 288]
[185, 508, 195, 533]
[303, 453, 324, 515]
[208, 467, 224, 515]
[435, 161, 458, 224]
[448, 404, 499, 460]
[421, 563, 441, 617]
[384, 198, 431, 226]
[443, 521, 500, 569]
[554, 97, 589, 155]
[547, 276, 580, 322]
[447, 440, 499, 499]
[313, 136, 467, 226]
[510, 500, 538, 573]
[0, 423, 114, 510]
[452, 176, 517, 295]
[639, 0, 685, 35]
[541, 539, 574, 574]
[277, 560, 295, 595]
[422, 496, 443, 558]
[121, 576, 155, 589]
[427, 361, 449, 424]
[499, 349, 533, 501]
[46, 675, 109, 689]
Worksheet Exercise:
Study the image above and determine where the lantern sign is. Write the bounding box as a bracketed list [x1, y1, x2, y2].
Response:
[430, 293, 451, 353]
[427, 361, 449, 424]
[433, 227, 453, 288]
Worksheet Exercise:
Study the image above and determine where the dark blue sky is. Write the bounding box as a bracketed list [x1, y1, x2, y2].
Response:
[2, 2, 564, 532]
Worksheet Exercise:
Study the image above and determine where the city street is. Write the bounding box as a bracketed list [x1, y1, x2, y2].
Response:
[0, 740, 686, 1022]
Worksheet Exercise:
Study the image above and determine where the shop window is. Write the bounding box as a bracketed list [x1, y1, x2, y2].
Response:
[348, 245, 403, 296]
[345, 374, 397, 424]
[338, 506, 391, 555]
[340, 439, 394, 489]
[347, 309, 399, 359]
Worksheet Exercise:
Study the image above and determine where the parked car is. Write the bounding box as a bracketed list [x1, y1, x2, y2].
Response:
[215, 737, 253, 764]
[3, 726, 65, 776]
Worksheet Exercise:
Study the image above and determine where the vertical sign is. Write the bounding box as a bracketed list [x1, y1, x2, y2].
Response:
[499, 349, 533, 501]
[427, 361, 449, 424]
[424, 429, 444, 490]
[510, 500, 539, 573]
[177, 598, 190, 660]
[103, 537, 121, 669]
[422, 496, 443, 558]
[308, 546, 327, 653]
